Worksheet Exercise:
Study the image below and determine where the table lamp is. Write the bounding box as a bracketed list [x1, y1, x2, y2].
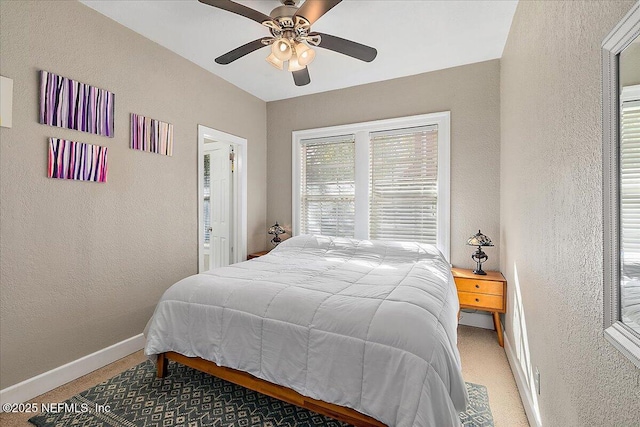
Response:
[268, 222, 285, 246]
[467, 230, 494, 275]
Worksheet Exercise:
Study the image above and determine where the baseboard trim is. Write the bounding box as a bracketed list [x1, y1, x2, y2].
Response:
[0, 334, 145, 406]
[504, 334, 542, 427]
[459, 310, 495, 330]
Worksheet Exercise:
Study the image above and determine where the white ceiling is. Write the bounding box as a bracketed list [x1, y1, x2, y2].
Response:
[81, 0, 518, 102]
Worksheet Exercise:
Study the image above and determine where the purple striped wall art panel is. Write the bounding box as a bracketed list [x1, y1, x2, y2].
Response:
[48, 138, 108, 183]
[39, 70, 115, 137]
[130, 113, 174, 156]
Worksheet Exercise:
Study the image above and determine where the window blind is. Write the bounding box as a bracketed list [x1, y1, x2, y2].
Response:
[369, 125, 438, 243]
[300, 135, 356, 237]
[621, 99, 640, 258]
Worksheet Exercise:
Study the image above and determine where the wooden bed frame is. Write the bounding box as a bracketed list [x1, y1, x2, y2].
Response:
[157, 351, 386, 427]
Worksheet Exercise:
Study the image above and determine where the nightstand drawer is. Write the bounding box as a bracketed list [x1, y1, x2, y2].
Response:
[458, 291, 504, 310]
[454, 278, 504, 296]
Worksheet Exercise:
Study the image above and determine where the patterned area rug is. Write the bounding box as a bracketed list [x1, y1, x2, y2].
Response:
[29, 360, 494, 427]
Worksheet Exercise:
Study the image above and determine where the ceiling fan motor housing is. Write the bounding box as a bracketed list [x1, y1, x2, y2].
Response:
[270, 4, 298, 21]
[267, 3, 311, 40]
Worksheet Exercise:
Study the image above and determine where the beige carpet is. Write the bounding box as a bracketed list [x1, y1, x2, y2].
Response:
[458, 326, 529, 426]
[0, 325, 528, 427]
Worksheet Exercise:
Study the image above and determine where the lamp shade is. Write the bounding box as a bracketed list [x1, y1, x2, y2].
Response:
[295, 42, 316, 66]
[265, 53, 284, 70]
[467, 230, 494, 247]
[287, 51, 306, 72]
[272, 38, 292, 61]
[268, 222, 285, 236]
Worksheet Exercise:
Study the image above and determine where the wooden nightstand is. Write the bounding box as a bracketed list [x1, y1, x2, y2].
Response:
[451, 268, 506, 347]
[247, 250, 270, 260]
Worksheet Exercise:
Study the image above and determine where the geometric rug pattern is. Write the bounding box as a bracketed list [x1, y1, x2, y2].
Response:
[29, 360, 494, 427]
[459, 382, 494, 427]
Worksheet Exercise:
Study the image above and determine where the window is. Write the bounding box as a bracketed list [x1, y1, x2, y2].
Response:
[602, 2, 640, 369]
[299, 135, 356, 237]
[292, 112, 450, 260]
[620, 86, 640, 331]
[621, 94, 640, 261]
[369, 126, 439, 242]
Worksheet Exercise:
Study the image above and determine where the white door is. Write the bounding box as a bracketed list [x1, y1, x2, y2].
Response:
[198, 125, 247, 273]
[206, 142, 233, 269]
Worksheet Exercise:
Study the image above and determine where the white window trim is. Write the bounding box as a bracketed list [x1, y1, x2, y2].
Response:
[292, 112, 451, 261]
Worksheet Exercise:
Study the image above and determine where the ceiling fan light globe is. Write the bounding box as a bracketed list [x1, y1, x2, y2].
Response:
[294, 42, 316, 66]
[265, 53, 284, 70]
[298, 48, 315, 66]
[272, 39, 292, 61]
[287, 55, 305, 72]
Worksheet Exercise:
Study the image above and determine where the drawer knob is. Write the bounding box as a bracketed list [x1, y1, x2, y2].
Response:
[475, 284, 480, 289]
[475, 298, 480, 302]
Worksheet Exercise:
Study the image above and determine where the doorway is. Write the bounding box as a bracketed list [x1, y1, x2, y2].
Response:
[198, 125, 247, 272]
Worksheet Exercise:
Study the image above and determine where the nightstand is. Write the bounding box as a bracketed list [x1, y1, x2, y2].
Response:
[247, 250, 270, 260]
[451, 268, 506, 347]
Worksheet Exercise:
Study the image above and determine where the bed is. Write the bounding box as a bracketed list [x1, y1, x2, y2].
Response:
[144, 235, 468, 426]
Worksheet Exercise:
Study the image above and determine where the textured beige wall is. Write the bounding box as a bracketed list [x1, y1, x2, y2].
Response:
[500, 1, 640, 426]
[267, 60, 501, 269]
[0, 0, 266, 388]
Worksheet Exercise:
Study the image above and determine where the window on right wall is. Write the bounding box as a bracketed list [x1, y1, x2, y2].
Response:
[620, 84, 640, 332]
[602, 1, 640, 368]
[292, 112, 450, 261]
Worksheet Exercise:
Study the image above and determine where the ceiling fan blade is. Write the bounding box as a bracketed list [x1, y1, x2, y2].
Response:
[292, 67, 311, 86]
[310, 32, 377, 62]
[294, 0, 342, 25]
[215, 39, 267, 65]
[198, 0, 274, 25]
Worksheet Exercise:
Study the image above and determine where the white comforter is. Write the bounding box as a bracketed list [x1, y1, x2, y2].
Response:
[144, 235, 468, 426]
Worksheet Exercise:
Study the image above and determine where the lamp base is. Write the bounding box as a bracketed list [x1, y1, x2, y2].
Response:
[471, 246, 488, 276]
[270, 235, 282, 246]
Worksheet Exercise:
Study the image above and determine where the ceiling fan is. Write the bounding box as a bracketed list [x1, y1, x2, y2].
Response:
[198, 0, 378, 86]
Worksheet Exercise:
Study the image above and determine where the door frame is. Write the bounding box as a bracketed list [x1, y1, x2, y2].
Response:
[198, 125, 247, 272]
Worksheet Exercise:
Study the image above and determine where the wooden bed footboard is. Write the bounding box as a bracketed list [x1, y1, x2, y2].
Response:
[156, 352, 386, 427]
